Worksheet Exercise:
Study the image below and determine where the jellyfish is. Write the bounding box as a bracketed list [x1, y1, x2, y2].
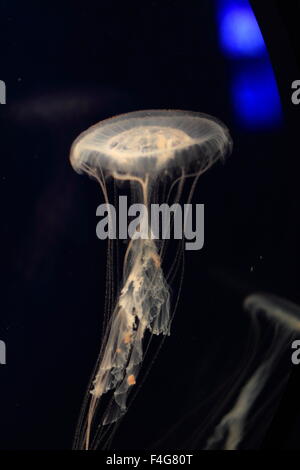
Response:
[204, 293, 300, 449]
[69, 109, 232, 450]
[155, 291, 300, 450]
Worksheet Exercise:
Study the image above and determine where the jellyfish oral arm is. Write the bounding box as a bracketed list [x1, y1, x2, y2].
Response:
[85, 235, 170, 447]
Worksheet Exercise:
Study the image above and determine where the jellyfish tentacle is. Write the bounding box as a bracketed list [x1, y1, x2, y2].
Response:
[86, 235, 170, 440]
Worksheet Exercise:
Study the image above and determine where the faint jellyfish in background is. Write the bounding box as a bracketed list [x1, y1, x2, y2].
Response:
[158, 291, 300, 450]
[214, 292, 300, 450]
[69, 109, 232, 450]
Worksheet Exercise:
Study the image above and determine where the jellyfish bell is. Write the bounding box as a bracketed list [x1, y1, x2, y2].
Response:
[70, 109, 232, 182]
[70, 109, 232, 450]
[244, 293, 300, 332]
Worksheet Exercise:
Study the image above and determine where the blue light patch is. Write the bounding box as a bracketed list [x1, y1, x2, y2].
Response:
[231, 63, 283, 129]
[217, 0, 266, 58]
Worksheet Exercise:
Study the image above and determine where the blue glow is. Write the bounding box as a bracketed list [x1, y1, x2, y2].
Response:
[217, 0, 266, 58]
[232, 63, 283, 129]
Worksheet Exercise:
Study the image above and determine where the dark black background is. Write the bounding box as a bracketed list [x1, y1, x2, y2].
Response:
[0, 0, 300, 451]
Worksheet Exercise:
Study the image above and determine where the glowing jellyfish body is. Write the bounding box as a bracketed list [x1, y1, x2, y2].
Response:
[70, 110, 232, 449]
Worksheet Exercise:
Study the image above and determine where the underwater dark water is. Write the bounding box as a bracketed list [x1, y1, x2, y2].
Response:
[0, 0, 300, 451]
